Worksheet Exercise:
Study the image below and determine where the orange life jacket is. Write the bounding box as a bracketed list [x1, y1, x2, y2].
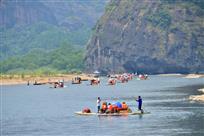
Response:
[112, 105, 118, 110]
[108, 105, 113, 110]
[102, 104, 107, 110]
[122, 103, 128, 109]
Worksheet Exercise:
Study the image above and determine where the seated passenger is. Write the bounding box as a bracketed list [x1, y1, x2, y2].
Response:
[112, 104, 118, 113]
[121, 102, 128, 110]
[106, 103, 113, 113]
[101, 102, 107, 113]
[82, 108, 91, 113]
[115, 102, 123, 111]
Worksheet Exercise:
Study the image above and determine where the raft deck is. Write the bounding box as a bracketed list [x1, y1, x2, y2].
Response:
[75, 111, 150, 116]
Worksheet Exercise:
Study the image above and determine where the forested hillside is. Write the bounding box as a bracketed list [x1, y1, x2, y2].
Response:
[0, 43, 84, 74]
[0, 0, 108, 73]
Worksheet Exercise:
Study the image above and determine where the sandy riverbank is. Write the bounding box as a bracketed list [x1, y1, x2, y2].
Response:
[189, 95, 204, 102]
[158, 73, 183, 76]
[158, 73, 204, 78]
[184, 74, 204, 79]
[0, 74, 93, 86]
[189, 88, 204, 102]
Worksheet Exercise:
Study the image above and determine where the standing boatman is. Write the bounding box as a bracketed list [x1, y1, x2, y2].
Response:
[97, 97, 101, 113]
[136, 96, 143, 113]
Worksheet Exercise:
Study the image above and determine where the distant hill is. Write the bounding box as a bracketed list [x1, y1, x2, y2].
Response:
[85, 0, 204, 74]
[0, 0, 108, 73]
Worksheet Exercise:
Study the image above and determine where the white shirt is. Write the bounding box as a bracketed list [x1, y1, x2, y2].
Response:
[97, 99, 101, 106]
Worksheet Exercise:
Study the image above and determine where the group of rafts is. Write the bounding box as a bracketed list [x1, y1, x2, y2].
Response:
[75, 73, 150, 116]
[75, 101, 150, 116]
[51, 73, 147, 89]
[107, 73, 133, 85]
[91, 73, 148, 85]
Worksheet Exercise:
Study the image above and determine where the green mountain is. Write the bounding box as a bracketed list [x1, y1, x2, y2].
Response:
[0, 0, 108, 73]
[85, 0, 204, 74]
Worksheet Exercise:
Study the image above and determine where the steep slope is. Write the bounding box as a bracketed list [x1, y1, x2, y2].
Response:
[85, 0, 204, 74]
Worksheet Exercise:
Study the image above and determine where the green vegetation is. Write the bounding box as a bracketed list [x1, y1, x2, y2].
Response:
[0, 0, 108, 75]
[0, 22, 90, 60]
[0, 42, 85, 74]
[0, 23, 87, 75]
[105, 2, 117, 13]
[164, 0, 204, 9]
[146, 9, 171, 29]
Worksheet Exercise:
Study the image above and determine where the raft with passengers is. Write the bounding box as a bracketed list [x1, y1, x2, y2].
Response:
[72, 77, 82, 84]
[75, 96, 150, 116]
[90, 78, 100, 85]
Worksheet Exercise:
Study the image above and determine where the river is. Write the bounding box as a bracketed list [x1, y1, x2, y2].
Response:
[1, 75, 204, 136]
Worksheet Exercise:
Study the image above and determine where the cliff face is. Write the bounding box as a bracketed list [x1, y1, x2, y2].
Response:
[85, 0, 204, 74]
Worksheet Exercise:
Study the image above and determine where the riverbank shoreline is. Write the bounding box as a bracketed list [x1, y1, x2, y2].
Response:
[189, 88, 204, 102]
[174, 84, 204, 102]
[158, 73, 204, 78]
[0, 74, 93, 86]
[1, 73, 204, 86]
[184, 74, 204, 79]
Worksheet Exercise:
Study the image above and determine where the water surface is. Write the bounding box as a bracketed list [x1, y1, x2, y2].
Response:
[1, 75, 204, 136]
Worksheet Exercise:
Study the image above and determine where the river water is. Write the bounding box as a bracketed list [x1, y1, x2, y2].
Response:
[1, 75, 204, 136]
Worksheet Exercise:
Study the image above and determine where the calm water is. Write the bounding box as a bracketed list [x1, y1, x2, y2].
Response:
[1, 75, 204, 136]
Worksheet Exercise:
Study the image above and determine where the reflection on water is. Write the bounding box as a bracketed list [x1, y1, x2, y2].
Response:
[1, 75, 204, 136]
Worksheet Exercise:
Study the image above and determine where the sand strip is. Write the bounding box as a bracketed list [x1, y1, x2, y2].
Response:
[0, 74, 92, 86]
[184, 74, 204, 79]
[189, 88, 204, 102]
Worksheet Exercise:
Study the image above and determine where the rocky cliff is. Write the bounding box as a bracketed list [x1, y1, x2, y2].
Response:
[85, 0, 204, 74]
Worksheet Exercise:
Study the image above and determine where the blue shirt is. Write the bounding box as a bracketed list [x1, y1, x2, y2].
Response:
[137, 98, 142, 105]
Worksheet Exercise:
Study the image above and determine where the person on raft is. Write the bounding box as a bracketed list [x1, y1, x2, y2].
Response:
[106, 103, 113, 113]
[82, 108, 91, 113]
[101, 102, 108, 113]
[136, 96, 143, 113]
[97, 97, 101, 113]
